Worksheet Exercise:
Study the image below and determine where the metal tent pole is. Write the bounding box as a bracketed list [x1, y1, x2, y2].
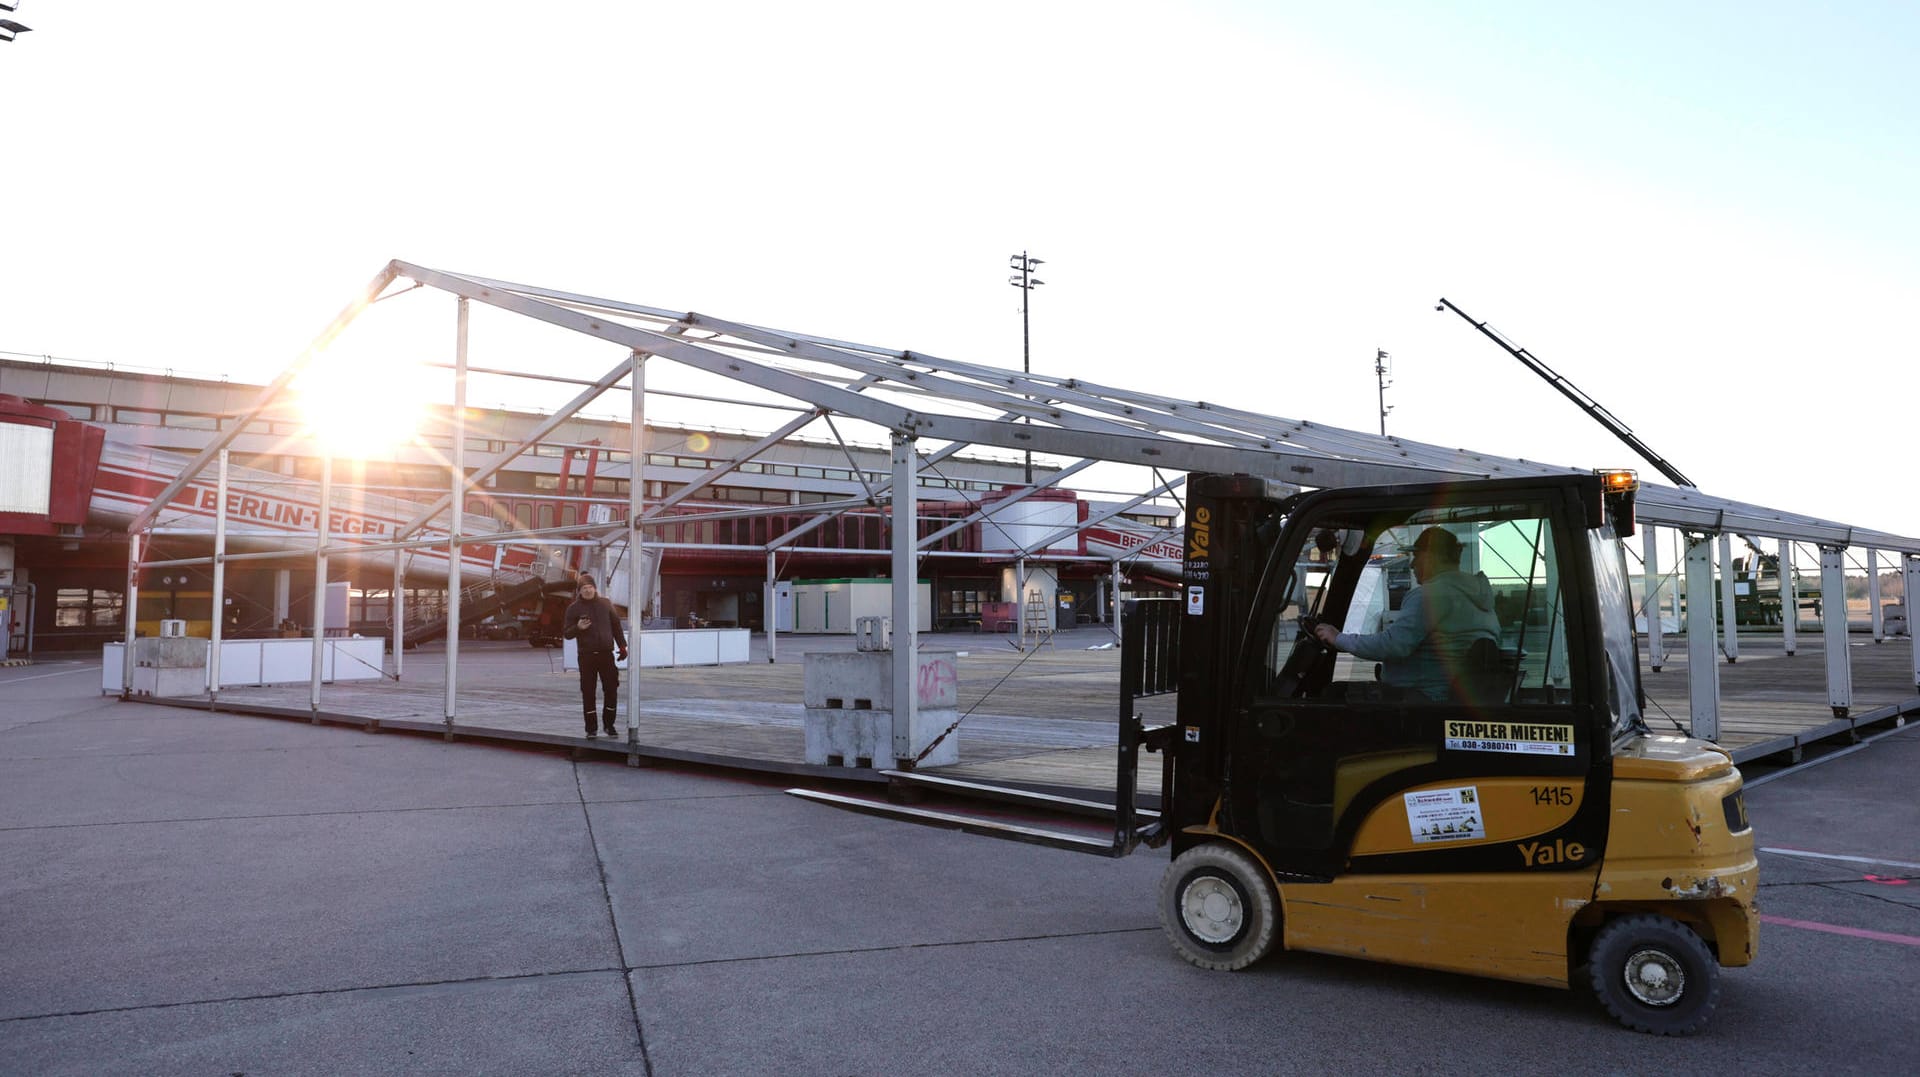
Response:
[766, 549, 778, 664]
[393, 554, 405, 679]
[625, 351, 646, 764]
[209, 450, 228, 705]
[310, 453, 332, 720]
[889, 432, 919, 764]
[1643, 526, 1665, 673]
[1868, 549, 1884, 642]
[1820, 546, 1852, 718]
[445, 297, 468, 737]
[121, 531, 140, 699]
[1683, 533, 1721, 741]
[1717, 533, 1739, 663]
[1781, 539, 1799, 656]
[1906, 556, 1920, 689]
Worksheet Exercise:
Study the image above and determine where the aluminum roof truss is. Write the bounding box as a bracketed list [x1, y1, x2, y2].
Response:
[131, 259, 1920, 561]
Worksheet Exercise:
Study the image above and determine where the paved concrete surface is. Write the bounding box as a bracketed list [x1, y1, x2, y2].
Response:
[3, 657, 1917, 1075]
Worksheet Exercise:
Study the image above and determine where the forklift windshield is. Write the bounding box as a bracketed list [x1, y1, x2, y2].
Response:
[1266, 500, 1572, 708]
[1588, 524, 1643, 738]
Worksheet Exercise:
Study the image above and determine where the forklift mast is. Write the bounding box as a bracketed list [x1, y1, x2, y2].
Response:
[1165, 474, 1299, 836]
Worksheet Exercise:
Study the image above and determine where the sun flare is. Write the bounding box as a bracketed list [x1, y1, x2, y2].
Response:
[293, 353, 429, 458]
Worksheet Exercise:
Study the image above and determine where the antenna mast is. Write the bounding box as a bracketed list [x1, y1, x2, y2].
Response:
[1374, 349, 1393, 436]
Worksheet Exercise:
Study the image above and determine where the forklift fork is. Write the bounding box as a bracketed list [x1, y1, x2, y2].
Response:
[1115, 598, 1182, 855]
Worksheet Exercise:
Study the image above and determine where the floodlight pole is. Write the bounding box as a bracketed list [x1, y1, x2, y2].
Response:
[1008, 251, 1044, 486]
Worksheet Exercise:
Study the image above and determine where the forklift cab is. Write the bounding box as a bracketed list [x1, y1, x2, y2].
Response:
[1155, 471, 1756, 1035]
[1233, 478, 1625, 878]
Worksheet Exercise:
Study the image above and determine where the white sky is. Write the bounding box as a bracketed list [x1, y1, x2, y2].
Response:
[3, 1, 1914, 537]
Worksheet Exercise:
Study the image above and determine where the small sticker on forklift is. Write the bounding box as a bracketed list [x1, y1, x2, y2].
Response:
[1443, 720, 1575, 756]
[1186, 586, 1205, 615]
[1405, 786, 1485, 844]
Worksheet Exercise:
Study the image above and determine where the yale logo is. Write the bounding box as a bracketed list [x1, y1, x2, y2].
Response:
[1518, 838, 1585, 866]
[1188, 506, 1212, 562]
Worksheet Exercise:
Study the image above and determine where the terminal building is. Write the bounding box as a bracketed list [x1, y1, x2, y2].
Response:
[0, 355, 1181, 656]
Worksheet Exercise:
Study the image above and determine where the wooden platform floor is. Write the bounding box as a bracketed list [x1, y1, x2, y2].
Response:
[1642, 632, 1919, 762]
[138, 627, 1919, 799]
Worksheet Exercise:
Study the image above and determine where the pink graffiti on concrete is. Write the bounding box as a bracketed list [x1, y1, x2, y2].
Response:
[917, 658, 958, 707]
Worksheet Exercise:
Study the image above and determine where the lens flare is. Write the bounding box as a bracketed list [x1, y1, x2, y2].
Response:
[293, 352, 427, 458]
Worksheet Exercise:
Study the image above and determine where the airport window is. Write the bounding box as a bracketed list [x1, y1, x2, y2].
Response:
[675, 456, 707, 469]
[606, 451, 629, 464]
[770, 465, 796, 477]
[533, 474, 559, 491]
[161, 413, 215, 431]
[54, 588, 122, 628]
[515, 504, 533, 529]
[93, 590, 124, 627]
[649, 454, 676, 467]
[114, 408, 162, 426]
[944, 590, 987, 616]
[54, 588, 89, 628]
[738, 462, 762, 474]
[562, 505, 579, 527]
[796, 466, 824, 479]
[47, 402, 94, 420]
[534, 444, 564, 458]
[538, 505, 555, 530]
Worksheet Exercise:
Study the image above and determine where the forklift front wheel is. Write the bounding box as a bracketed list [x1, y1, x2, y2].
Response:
[1159, 843, 1279, 971]
[1586, 913, 1720, 1035]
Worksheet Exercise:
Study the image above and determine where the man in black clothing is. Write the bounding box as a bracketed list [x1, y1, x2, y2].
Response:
[563, 574, 629, 738]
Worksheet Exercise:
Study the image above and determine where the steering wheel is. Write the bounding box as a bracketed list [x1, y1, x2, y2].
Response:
[1275, 616, 1337, 698]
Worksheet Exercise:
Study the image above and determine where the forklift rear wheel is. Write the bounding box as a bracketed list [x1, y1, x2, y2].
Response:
[1586, 913, 1720, 1035]
[1159, 843, 1278, 971]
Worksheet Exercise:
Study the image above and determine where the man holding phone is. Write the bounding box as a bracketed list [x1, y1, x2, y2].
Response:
[562, 573, 629, 738]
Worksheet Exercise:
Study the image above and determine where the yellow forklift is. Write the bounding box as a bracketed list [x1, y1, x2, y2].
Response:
[795, 468, 1756, 1034]
[1118, 469, 1757, 1035]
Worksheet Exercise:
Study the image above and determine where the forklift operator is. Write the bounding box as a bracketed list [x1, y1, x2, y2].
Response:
[1311, 526, 1501, 701]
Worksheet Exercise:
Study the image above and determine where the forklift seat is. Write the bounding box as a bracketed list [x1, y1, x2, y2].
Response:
[1452, 637, 1511, 706]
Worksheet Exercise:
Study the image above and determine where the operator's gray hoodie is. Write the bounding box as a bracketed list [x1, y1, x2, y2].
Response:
[1334, 568, 1501, 700]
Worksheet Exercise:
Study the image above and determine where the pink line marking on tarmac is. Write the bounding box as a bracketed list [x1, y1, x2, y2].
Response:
[1762, 915, 1920, 948]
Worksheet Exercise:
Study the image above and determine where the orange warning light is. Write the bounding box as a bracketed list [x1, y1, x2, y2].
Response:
[1597, 469, 1639, 493]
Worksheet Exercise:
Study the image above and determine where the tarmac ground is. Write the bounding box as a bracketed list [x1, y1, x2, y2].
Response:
[2, 653, 1917, 1075]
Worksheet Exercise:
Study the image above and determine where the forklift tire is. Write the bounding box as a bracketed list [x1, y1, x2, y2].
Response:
[1158, 843, 1279, 971]
[1586, 914, 1720, 1035]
